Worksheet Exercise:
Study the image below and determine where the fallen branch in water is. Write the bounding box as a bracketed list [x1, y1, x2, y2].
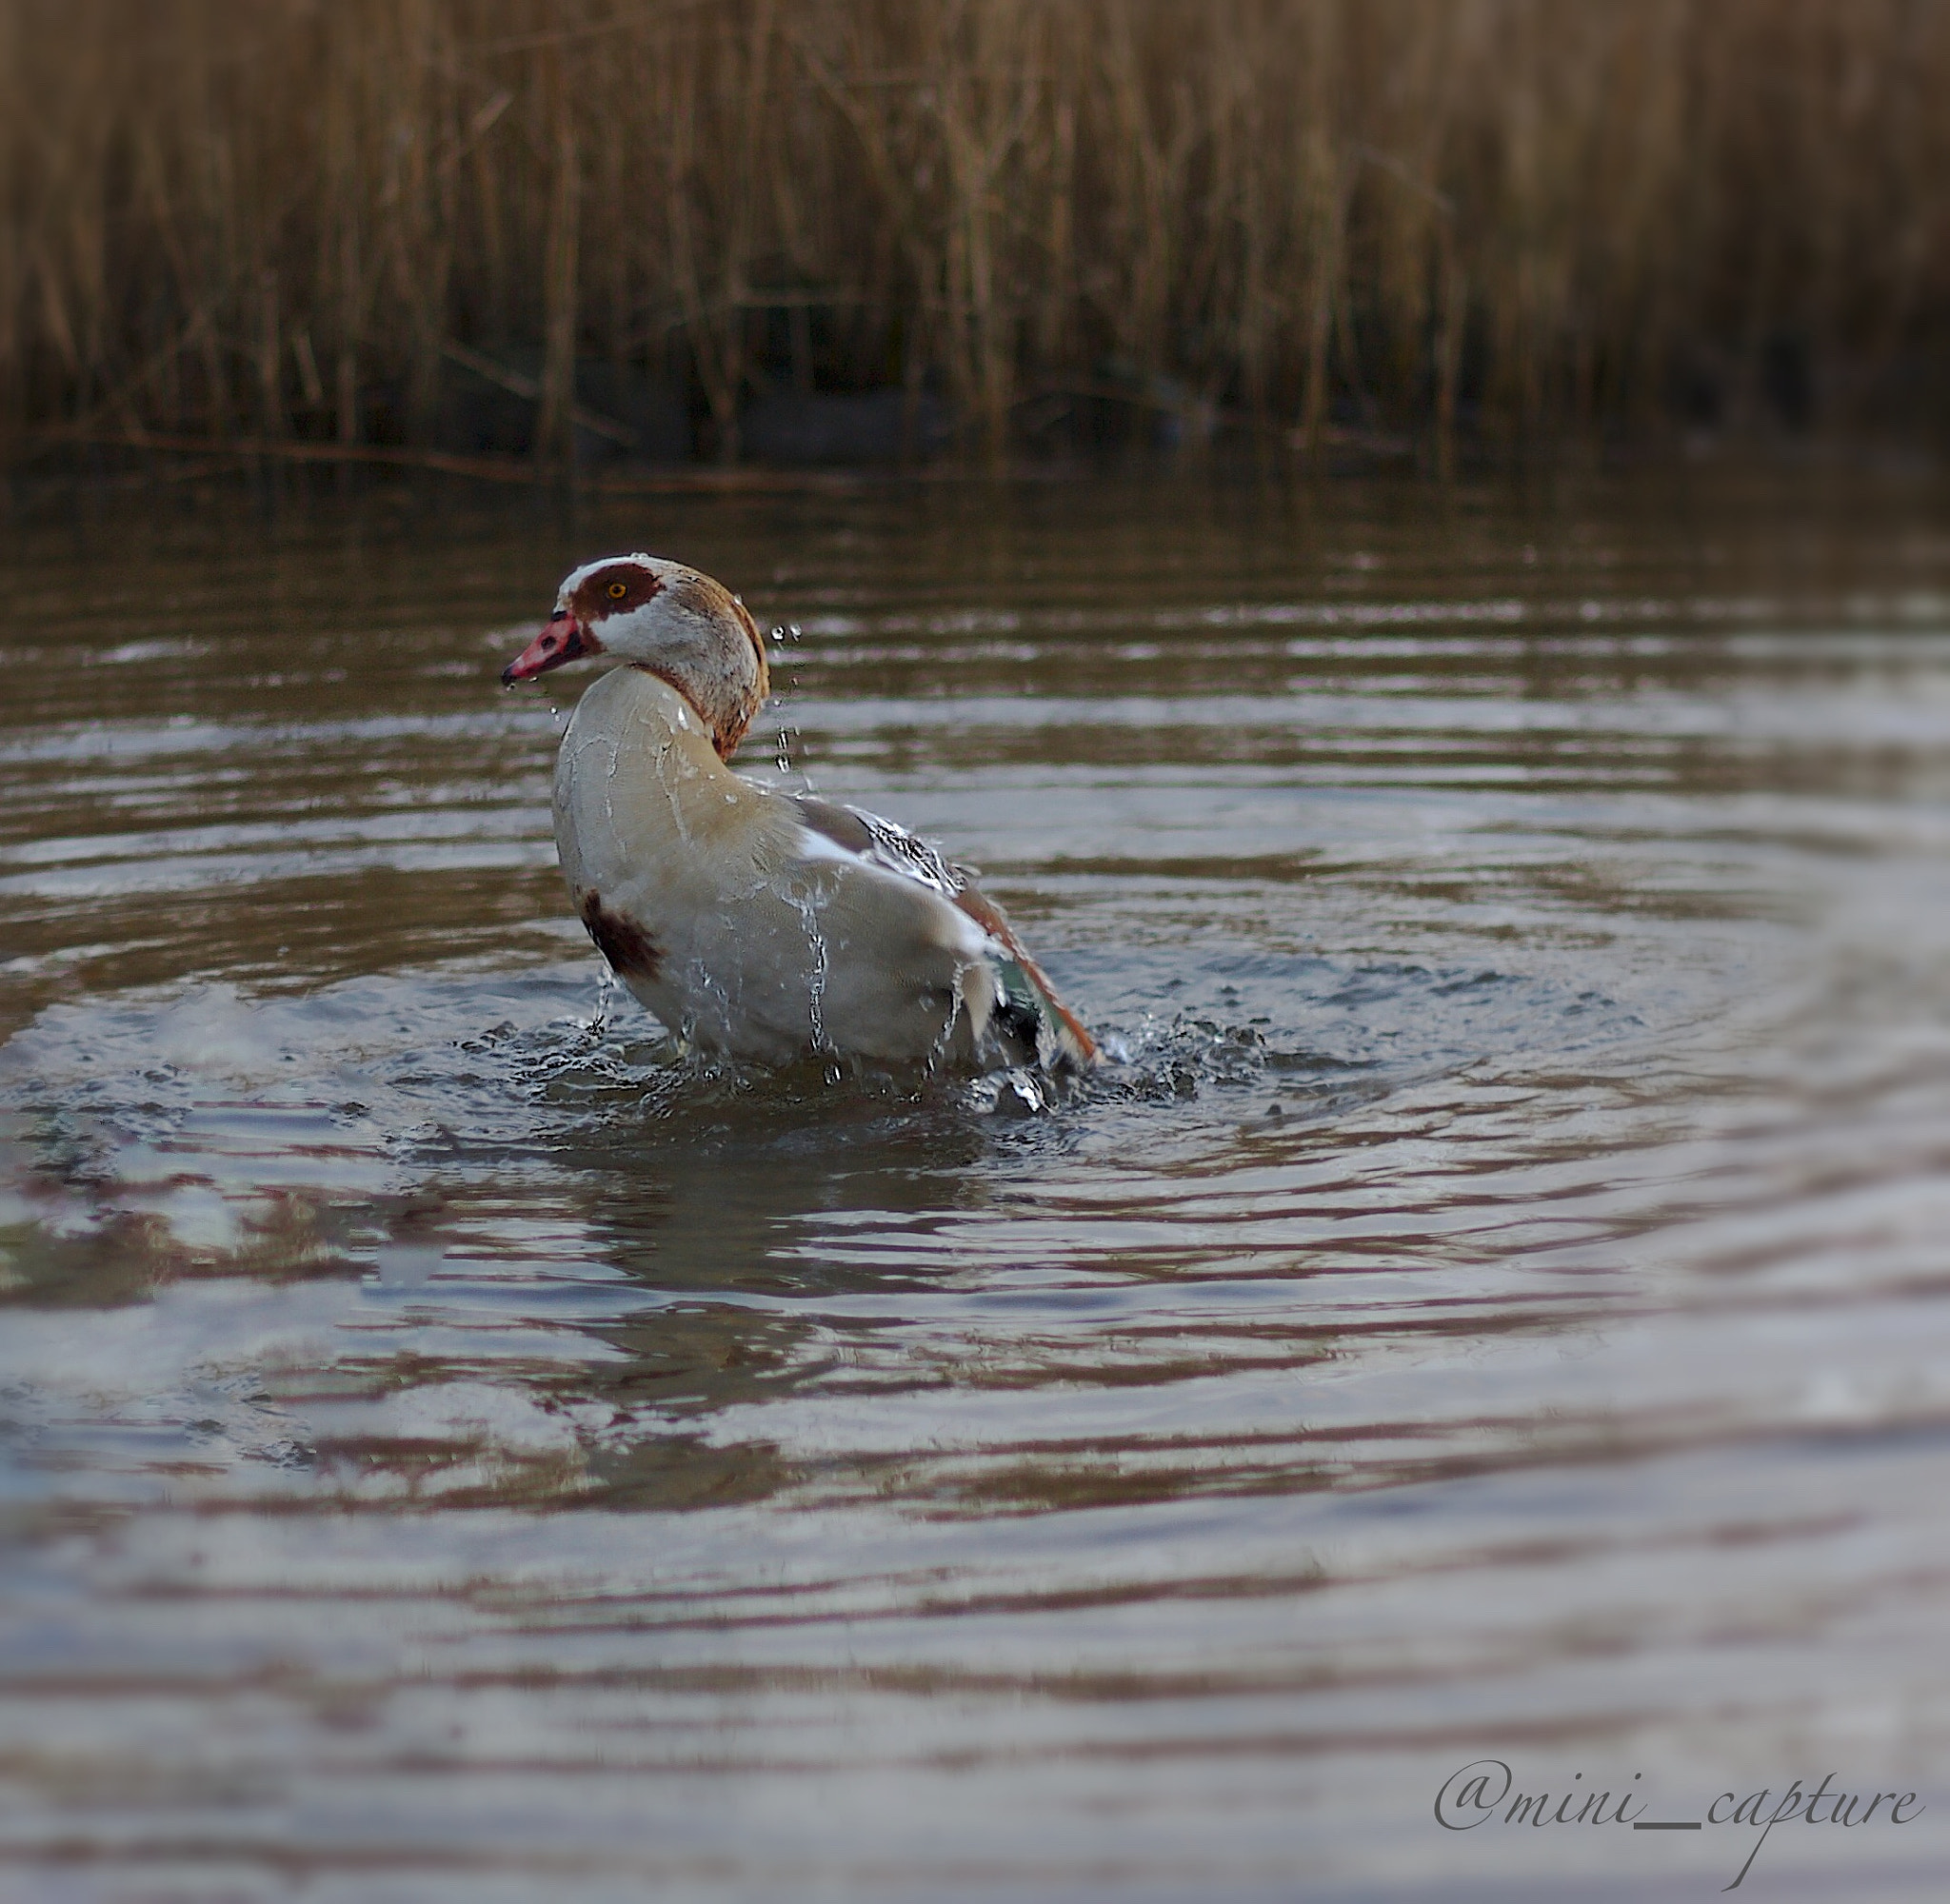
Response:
[439, 342, 643, 450]
[25, 426, 894, 493]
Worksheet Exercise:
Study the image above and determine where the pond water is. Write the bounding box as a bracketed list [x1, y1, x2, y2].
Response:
[2, 468, 1948, 1901]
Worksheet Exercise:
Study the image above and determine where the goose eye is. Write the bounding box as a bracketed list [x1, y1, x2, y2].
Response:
[607, 581, 627, 600]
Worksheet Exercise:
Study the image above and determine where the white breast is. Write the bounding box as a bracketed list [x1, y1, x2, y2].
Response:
[551, 666, 995, 1065]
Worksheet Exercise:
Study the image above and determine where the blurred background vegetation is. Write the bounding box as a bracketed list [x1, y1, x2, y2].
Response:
[7, 0, 1947, 474]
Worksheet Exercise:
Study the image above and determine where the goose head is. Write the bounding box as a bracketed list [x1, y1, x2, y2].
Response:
[502, 553, 769, 759]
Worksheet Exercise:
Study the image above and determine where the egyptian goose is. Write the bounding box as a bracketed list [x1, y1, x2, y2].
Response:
[503, 554, 1095, 1074]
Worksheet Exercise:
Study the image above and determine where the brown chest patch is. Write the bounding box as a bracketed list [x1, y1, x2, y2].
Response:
[580, 890, 662, 980]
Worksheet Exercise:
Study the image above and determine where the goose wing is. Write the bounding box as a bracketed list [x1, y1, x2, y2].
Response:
[792, 795, 1096, 1070]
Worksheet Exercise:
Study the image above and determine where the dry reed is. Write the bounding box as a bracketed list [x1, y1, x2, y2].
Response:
[6, 0, 1949, 470]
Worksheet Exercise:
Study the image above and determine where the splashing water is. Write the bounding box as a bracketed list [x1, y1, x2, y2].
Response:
[584, 962, 615, 1038]
[786, 883, 835, 1067]
[769, 625, 803, 774]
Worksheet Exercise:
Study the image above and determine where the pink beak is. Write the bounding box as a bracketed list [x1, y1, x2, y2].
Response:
[502, 610, 587, 685]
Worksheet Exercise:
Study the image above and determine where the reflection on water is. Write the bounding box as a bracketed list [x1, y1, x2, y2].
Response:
[3, 473, 1949, 1899]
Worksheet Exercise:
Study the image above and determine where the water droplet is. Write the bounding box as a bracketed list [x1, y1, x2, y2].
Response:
[993, 1069, 1045, 1118]
[786, 886, 835, 1060]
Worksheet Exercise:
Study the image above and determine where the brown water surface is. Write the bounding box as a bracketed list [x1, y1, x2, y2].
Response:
[3, 472, 1949, 1900]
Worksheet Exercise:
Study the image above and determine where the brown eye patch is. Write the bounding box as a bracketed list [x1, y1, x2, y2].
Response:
[572, 562, 662, 621]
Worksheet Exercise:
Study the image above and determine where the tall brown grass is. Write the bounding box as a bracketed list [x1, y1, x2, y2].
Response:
[7, 0, 1949, 469]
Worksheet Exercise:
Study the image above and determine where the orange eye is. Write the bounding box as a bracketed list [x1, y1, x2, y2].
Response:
[607, 581, 627, 599]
